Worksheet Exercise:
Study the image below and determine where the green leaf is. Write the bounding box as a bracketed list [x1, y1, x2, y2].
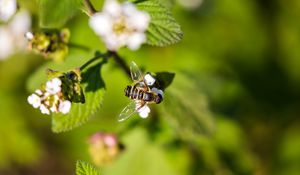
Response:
[154, 72, 175, 90]
[134, 0, 183, 46]
[160, 73, 215, 139]
[37, 0, 82, 28]
[52, 60, 106, 133]
[76, 160, 100, 175]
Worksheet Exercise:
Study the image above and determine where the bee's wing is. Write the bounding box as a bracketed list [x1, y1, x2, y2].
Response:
[130, 61, 143, 82]
[118, 101, 138, 122]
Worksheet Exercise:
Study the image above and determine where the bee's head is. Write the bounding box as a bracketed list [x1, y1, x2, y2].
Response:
[155, 94, 163, 104]
[152, 88, 164, 104]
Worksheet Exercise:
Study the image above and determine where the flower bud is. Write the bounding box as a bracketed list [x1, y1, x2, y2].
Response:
[88, 132, 123, 166]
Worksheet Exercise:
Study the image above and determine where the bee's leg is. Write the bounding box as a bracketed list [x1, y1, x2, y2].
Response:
[133, 83, 138, 88]
[142, 80, 150, 91]
[137, 101, 146, 111]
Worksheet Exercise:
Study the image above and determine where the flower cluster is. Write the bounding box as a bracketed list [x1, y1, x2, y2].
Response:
[136, 73, 164, 118]
[27, 78, 71, 115]
[25, 28, 70, 62]
[89, 0, 150, 51]
[0, 9, 31, 60]
[88, 132, 123, 166]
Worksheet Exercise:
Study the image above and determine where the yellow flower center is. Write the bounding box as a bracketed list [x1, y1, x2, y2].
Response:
[112, 17, 127, 35]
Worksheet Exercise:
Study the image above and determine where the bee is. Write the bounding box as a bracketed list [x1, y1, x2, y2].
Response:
[118, 62, 163, 122]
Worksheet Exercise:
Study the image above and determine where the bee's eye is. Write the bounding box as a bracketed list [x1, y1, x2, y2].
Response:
[67, 72, 77, 80]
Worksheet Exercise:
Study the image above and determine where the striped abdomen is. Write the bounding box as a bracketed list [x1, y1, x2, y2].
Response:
[124, 85, 156, 102]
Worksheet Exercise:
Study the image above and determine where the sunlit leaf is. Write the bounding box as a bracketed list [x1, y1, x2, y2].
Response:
[76, 160, 100, 175]
[133, 0, 183, 46]
[37, 0, 82, 28]
[26, 50, 107, 133]
[52, 60, 106, 133]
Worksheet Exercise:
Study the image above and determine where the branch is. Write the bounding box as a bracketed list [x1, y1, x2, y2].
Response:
[108, 51, 131, 77]
[80, 52, 106, 71]
[68, 43, 91, 52]
[83, 0, 97, 16]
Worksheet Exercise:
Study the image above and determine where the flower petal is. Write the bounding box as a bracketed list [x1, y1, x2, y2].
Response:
[46, 78, 62, 94]
[144, 74, 156, 86]
[40, 104, 50, 115]
[103, 0, 122, 17]
[124, 5, 150, 31]
[89, 13, 112, 36]
[27, 93, 41, 108]
[137, 105, 150, 118]
[126, 32, 146, 50]
[59, 100, 71, 114]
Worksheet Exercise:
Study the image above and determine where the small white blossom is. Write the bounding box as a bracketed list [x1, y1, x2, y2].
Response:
[144, 74, 156, 86]
[59, 100, 71, 114]
[25, 31, 34, 40]
[40, 104, 50, 115]
[151, 87, 164, 98]
[27, 93, 41, 108]
[28, 77, 74, 115]
[89, 0, 150, 51]
[46, 78, 62, 94]
[0, 0, 17, 22]
[35, 89, 43, 95]
[136, 104, 150, 118]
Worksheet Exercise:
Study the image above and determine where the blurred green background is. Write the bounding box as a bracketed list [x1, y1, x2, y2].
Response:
[1, 0, 300, 174]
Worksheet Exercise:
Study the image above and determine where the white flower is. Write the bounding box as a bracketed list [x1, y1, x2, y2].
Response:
[28, 79, 73, 115]
[27, 93, 41, 108]
[45, 78, 62, 94]
[136, 103, 150, 118]
[0, 10, 31, 60]
[89, 0, 150, 51]
[144, 74, 156, 86]
[59, 100, 71, 114]
[0, 0, 17, 22]
[151, 87, 164, 99]
[40, 104, 50, 115]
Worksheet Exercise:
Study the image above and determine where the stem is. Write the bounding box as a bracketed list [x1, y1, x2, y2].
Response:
[80, 52, 105, 71]
[81, 1, 131, 77]
[83, 0, 97, 16]
[108, 51, 131, 77]
[68, 43, 91, 52]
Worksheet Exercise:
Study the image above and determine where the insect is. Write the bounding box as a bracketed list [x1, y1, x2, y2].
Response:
[118, 62, 163, 122]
